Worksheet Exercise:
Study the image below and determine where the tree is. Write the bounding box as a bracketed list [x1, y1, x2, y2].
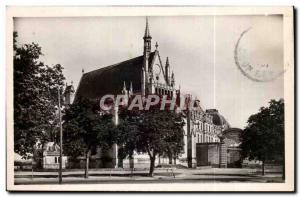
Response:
[118, 106, 185, 176]
[240, 99, 284, 176]
[116, 109, 140, 164]
[13, 32, 65, 158]
[63, 98, 116, 178]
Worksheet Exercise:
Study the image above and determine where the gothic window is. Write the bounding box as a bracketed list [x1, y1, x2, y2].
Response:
[55, 157, 58, 163]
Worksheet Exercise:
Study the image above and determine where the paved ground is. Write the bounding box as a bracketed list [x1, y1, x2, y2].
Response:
[14, 168, 284, 185]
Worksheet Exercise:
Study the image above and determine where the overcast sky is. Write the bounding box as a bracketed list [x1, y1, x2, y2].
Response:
[14, 15, 284, 129]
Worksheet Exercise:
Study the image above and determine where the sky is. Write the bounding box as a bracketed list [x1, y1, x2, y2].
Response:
[14, 15, 284, 129]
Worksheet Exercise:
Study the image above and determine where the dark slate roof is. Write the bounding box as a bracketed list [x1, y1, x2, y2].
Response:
[74, 52, 155, 101]
[223, 128, 242, 143]
[205, 109, 230, 127]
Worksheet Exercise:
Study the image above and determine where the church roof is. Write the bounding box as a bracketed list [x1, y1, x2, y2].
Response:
[75, 52, 155, 101]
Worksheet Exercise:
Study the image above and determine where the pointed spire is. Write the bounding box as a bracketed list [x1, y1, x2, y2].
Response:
[82, 68, 84, 74]
[122, 81, 127, 95]
[165, 57, 170, 84]
[129, 81, 133, 96]
[166, 57, 170, 67]
[71, 80, 73, 85]
[144, 17, 151, 38]
[171, 70, 175, 87]
[130, 81, 133, 92]
[123, 81, 126, 90]
[155, 42, 158, 50]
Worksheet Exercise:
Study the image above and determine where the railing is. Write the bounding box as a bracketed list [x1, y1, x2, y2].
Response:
[153, 82, 174, 91]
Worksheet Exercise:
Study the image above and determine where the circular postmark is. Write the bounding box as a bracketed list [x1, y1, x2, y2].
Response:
[234, 28, 285, 82]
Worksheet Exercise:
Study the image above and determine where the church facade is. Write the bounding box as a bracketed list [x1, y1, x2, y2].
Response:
[64, 18, 237, 169]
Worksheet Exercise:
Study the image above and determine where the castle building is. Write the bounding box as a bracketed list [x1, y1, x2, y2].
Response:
[64, 18, 236, 169]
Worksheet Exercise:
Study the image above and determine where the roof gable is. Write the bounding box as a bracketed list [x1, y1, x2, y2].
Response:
[149, 50, 167, 84]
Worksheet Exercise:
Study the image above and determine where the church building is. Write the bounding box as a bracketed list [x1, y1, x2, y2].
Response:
[73, 18, 176, 104]
[64, 18, 238, 169]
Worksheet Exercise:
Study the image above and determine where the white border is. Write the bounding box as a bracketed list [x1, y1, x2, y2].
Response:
[6, 6, 294, 192]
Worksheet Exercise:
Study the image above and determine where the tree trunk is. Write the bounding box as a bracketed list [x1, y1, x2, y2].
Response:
[168, 153, 172, 164]
[84, 150, 91, 179]
[173, 156, 177, 165]
[158, 154, 161, 165]
[149, 156, 156, 177]
[261, 161, 265, 176]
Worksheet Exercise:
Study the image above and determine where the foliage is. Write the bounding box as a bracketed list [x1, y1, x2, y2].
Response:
[13, 32, 65, 158]
[63, 98, 117, 177]
[63, 98, 116, 158]
[118, 106, 185, 176]
[240, 99, 284, 163]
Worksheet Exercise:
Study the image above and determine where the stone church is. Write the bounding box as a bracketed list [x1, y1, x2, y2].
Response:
[74, 18, 176, 103]
[64, 18, 240, 169]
